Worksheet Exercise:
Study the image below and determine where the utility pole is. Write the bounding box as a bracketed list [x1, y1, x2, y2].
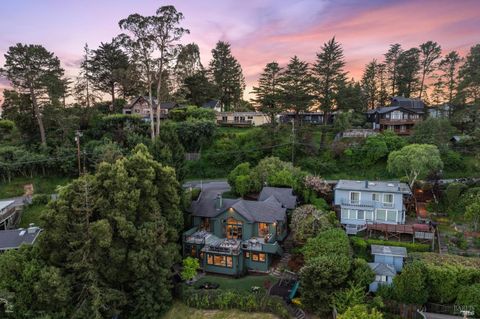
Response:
[291, 119, 295, 165]
[75, 130, 83, 177]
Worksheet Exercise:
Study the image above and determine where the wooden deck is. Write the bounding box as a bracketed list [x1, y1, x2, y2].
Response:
[366, 223, 435, 243]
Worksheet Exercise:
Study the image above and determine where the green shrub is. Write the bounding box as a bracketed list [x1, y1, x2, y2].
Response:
[456, 284, 480, 315]
[351, 237, 431, 256]
[31, 194, 50, 206]
[350, 237, 369, 260]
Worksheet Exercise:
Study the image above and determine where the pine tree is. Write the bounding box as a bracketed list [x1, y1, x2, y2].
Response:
[361, 60, 378, 109]
[209, 41, 245, 111]
[418, 41, 442, 99]
[396, 48, 421, 98]
[74, 44, 101, 107]
[439, 51, 462, 104]
[252, 61, 283, 125]
[384, 43, 403, 96]
[2, 43, 65, 146]
[313, 37, 347, 121]
[174, 43, 203, 95]
[279, 56, 314, 122]
[377, 63, 389, 105]
[458, 44, 480, 105]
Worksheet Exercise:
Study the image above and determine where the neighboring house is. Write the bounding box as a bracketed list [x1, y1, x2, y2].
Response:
[334, 180, 412, 234]
[122, 96, 179, 121]
[202, 99, 223, 112]
[279, 112, 327, 125]
[367, 96, 425, 135]
[0, 200, 16, 230]
[368, 245, 407, 292]
[216, 112, 270, 127]
[183, 187, 297, 276]
[0, 225, 42, 252]
[335, 129, 378, 141]
[428, 104, 452, 118]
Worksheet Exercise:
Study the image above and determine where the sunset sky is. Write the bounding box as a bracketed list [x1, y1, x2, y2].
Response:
[1, 0, 480, 103]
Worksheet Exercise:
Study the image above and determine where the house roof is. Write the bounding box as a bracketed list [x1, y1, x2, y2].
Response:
[371, 245, 407, 257]
[0, 227, 42, 251]
[335, 180, 411, 194]
[0, 200, 15, 212]
[258, 187, 297, 209]
[189, 187, 294, 223]
[369, 262, 397, 277]
[124, 96, 178, 110]
[367, 106, 424, 115]
[202, 99, 220, 109]
[391, 96, 425, 109]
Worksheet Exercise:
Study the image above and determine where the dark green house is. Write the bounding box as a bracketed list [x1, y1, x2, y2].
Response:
[183, 187, 297, 276]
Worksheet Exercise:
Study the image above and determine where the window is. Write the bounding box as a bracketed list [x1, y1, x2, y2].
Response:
[226, 218, 243, 239]
[222, 116, 227, 122]
[258, 223, 269, 237]
[349, 210, 357, 219]
[391, 111, 402, 120]
[251, 253, 266, 262]
[200, 218, 210, 231]
[247, 116, 253, 120]
[244, 251, 250, 259]
[372, 193, 381, 202]
[240, 116, 246, 122]
[376, 209, 386, 221]
[206, 254, 233, 268]
[387, 210, 397, 222]
[365, 211, 373, 221]
[357, 210, 365, 220]
[276, 221, 283, 237]
[341, 209, 348, 219]
[383, 194, 394, 207]
[191, 245, 197, 257]
[350, 192, 360, 204]
[375, 275, 387, 282]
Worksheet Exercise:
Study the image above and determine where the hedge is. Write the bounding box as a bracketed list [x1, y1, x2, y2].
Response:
[350, 237, 431, 260]
[179, 285, 290, 319]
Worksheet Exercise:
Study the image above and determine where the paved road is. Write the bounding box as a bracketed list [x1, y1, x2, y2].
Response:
[183, 180, 230, 200]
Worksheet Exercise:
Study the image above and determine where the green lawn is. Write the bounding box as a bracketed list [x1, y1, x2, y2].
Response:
[19, 203, 48, 228]
[162, 301, 280, 319]
[194, 274, 278, 293]
[0, 175, 72, 198]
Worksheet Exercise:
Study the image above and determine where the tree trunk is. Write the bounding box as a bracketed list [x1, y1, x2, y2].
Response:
[419, 71, 426, 99]
[148, 79, 155, 140]
[156, 57, 164, 137]
[30, 86, 47, 146]
[86, 77, 91, 108]
[110, 84, 115, 112]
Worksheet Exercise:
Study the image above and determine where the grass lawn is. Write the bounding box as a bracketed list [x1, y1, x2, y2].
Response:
[19, 203, 48, 228]
[194, 274, 278, 293]
[162, 301, 280, 319]
[0, 175, 72, 198]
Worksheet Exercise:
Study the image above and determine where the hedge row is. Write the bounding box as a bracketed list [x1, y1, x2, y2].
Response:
[350, 237, 431, 259]
[179, 285, 290, 319]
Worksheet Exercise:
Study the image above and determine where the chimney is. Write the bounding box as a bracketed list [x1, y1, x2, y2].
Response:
[215, 194, 223, 210]
[365, 180, 369, 188]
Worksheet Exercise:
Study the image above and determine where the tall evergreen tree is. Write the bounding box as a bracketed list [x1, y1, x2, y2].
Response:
[1, 43, 65, 146]
[279, 56, 314, 122]
[418, 41, 442, 100]
[396, 48, 421, 98]
[313, 37, 347, 122]
[377, 63, 389, 105]
[336, 79, 366, 112]
[118, 13, 157, 139]
[209, 41, 245, 111]
[384, 43, 403, 96]
[73, 44, 101, 107]
[361, 60, 378, 109]
[457, 44, 480, 105]
[182, 70, 217, 106]
[252, 61, 283, 125]
[439, 51, 462, 104]
[88, 39, 130, 110]
[174, 43, 203, 94]
[150, 6, 189, 135]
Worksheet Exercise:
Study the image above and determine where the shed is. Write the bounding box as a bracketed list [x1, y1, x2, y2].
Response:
[371, 245, 407, 272]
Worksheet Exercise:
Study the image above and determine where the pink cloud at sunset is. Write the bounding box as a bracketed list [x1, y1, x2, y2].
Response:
[0, 0, 479, 101]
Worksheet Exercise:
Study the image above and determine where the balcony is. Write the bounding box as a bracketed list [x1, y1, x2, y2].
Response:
[379, 118, 421, 125]
[340, 200, 394, 209]
[216, 120, 252, 127]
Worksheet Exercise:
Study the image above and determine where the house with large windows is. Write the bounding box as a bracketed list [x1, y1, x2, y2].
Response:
[183, 187, 296, 276]
[334, 180, 412, 234]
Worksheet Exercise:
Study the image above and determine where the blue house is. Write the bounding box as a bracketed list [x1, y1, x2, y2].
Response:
[334, 180, 412, 234]
[183, 187, 296, 276]
[368, 245, 407, 292]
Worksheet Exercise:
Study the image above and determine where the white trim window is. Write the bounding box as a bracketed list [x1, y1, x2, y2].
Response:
[341, 209, 349, 220]
[376, 209, 386, 221]
[372, 193, 381, 202]
[375, 275, 387, 282]
[383, 194, 394, 208]
[357, 210, 365, 220]
[350, 192, 360, 204]
[387, 210, 397, 222]
[365, 211, 374, 221]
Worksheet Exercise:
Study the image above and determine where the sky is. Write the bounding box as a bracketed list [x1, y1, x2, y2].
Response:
[1, 0, 480, 104]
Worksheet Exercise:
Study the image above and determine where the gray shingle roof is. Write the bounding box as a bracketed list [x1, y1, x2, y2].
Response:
[368, 106, 424, 115]
[0, 200, 14, 212]
[371, 245, 407, 257]
[0, 228, 41, 251]
[258, 187, 297, 209]
[124, 96, 178, 110]
[335, 180, 411, 194]
[190, 188, 292, 222]
[369, 262, 396, 277]
[202, 99, 220, 109]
